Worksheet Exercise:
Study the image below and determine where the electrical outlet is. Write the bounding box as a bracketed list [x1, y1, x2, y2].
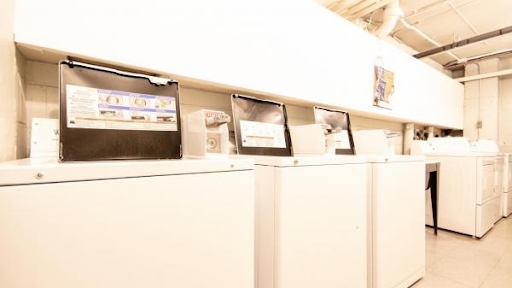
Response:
[476, 120, 483, 128]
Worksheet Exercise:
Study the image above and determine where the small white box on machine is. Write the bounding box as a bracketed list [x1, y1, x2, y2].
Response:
[182, 109, 231, 158]
[30, 118, 59, 159]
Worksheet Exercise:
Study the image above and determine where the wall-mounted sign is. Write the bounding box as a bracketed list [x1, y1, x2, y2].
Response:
[373, 65, 394, 110]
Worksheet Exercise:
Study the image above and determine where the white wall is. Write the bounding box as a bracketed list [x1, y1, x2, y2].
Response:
[22, 60, 405, 155]
[463, 60, 499, 141]
[14, 0, 464, 129]
[499, 78, 512, 152]
[0, 0, 24, 161]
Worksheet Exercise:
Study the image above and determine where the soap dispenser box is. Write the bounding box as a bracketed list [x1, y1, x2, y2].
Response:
[182, 109, 231, 158]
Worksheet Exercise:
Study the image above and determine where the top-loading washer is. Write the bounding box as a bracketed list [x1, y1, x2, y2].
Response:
[0, 157, 255, 288]
[250, 155, 370, 288]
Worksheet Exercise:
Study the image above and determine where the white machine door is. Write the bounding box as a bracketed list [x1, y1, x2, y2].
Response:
[495, 157, 504, 197]
[273, 163, 368, 288]
[508, 158, 512, 191]
[480, 160, 496, 203]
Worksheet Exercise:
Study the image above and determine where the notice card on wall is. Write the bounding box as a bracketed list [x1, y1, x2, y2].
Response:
[373, 65, 394, 110]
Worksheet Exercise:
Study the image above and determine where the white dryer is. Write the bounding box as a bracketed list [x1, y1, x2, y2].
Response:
[414, 138, 501, 237]
[425, 153, 501, 237]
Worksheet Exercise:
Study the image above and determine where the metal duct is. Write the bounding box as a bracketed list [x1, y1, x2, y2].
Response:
[374, 0, 402, 38]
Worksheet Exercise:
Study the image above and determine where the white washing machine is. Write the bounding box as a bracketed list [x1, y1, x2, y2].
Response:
[367, 155, 426, 288]
[0, 158, 255, 288]
[503, 153, 512, 217]
[251, 155, 369, 288]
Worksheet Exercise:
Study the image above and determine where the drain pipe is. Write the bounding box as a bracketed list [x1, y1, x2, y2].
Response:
[374, 0, 402, 38]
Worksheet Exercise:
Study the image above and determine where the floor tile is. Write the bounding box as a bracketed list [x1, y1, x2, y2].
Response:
[479, 268, 512, 288]
[413, 216, 512, 288]
[410, 271, 472, 288]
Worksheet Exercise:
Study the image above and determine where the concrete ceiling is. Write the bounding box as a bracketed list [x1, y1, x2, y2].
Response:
[316, 0, 512, 70]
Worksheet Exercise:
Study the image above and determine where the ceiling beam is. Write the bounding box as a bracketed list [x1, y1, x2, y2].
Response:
[414, 25, 512, 59]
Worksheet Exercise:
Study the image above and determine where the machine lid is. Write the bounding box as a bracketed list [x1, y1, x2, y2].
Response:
[0, 157, 254, 186]
[236, 155, 368, 167]
[365, 155, 426, 163]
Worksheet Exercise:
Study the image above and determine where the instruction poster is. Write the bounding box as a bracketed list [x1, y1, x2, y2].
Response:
[66, 84, 178, 131]
[373, 65, 394, 110]
[239, 120, 287, 148]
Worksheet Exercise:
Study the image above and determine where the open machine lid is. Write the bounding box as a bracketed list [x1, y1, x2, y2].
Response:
[231, 94, 292, 156]
[59, 60, 182, 161]
[313, 106, 356, 155]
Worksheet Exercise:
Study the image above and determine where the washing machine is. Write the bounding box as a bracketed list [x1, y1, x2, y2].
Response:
[367, 155, 426, 288]
[352, 130, 426, 288]
[252, 155, 369, 288]
[0, 158, 255, 288]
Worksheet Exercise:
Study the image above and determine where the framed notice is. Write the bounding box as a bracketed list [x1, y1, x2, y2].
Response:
[373, 65, 394, 110]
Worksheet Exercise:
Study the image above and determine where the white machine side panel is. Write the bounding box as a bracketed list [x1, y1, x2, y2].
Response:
[372, 161, 425, 288]
[0, 170, 255, 288]
[255, 165, 277, 288]
[274, 164, 368, 288]
[504, 191, 512, 217]
[431, 156, 477, 235]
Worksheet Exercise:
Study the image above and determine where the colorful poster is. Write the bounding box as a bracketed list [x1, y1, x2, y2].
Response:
[66, 84, 178, 131]
[374, 65, 394, 110]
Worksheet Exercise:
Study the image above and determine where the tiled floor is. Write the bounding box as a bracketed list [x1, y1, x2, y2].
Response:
[411, 216, 512, 288]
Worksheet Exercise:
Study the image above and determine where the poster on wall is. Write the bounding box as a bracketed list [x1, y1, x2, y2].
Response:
[373, 65, 394, 110]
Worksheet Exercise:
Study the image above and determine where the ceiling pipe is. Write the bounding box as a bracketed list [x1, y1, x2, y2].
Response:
[398, 18, 461, 62]
[340, 0, 379, 17]
[444, 48, 512, 70]
[414, 25, 512, 59]
[328, 0, 364, 15]
[347, 0, 393, 21]
[374, 0, 402, 38]
[455, 68, 512, 82]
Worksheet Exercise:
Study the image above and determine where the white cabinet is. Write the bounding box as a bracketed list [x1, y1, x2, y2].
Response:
[253, 156, 369, 288]
[0, 158, 255, 288]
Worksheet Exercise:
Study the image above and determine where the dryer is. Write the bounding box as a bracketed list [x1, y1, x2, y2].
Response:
[414, 138, 501, 237]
